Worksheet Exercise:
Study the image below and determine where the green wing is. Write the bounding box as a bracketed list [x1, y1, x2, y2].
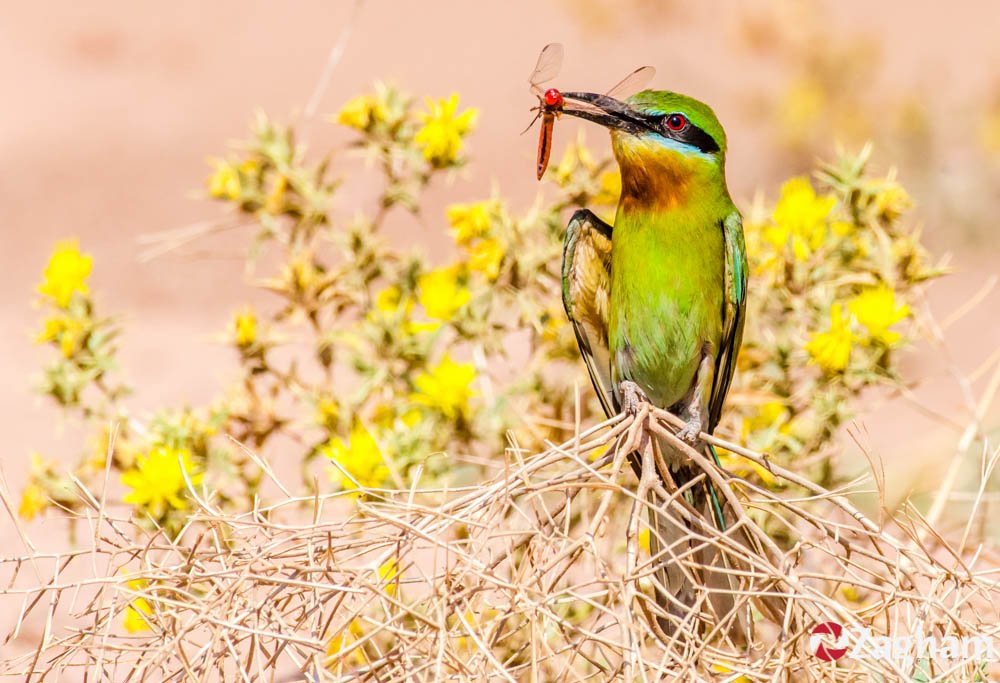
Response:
[707, 211, 748, 432]
[561, 209, 616, 417]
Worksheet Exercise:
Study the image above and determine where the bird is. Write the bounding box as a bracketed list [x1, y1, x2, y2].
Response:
[556, 88, 763, 639]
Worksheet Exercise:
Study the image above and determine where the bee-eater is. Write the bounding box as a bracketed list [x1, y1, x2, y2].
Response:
[557, 89, 756, 637]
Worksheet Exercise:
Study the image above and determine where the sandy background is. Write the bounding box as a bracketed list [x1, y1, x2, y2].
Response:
[2, 0, 999, 659]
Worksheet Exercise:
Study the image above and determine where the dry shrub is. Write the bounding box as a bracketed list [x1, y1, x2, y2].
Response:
[8, 85, 990, 682]
[4, 404, 998, 682]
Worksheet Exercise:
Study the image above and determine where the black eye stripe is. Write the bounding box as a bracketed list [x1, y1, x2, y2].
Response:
[648, 114, 720, 154]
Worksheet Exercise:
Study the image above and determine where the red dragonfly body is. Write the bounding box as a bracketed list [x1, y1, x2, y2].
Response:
[537, 88, 564, 180]
[525, 44, 655, 180]
[527, 45, 566, 180]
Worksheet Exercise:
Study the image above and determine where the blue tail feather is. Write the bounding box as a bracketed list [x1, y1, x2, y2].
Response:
[706, 443, 727, 532]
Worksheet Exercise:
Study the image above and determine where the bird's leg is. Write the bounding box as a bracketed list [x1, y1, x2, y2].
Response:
[676, 403, 703, 445]
[619, 379, 649, 415]
[677, 351, 713, 444]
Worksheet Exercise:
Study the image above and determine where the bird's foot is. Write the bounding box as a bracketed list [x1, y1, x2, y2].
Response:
[619, 380, 649, 415]
[676, 415, 703, 445]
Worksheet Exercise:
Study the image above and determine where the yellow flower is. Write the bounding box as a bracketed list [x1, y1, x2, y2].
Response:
[86, 425, 123, 472]
[121, 445, 202, 518]
[587, 442, 610, 463]
[35, 315, 87, 358]
[851, 233, 873, 259]
[287, 257, 319, 292]
[710, 661, 752, 683]
[58, 318, 87, 358]
[370, 285, 439, 334]
[805, 303, 854, 373]
[417, 265, 470, 320]
[238, 158, 261, 176]
[593, 170, 622, 206]
[232, 307, 257, 347]
[553, 133, 597, 185]
[264, 174, 288, 214]
[315, 396, 340, 430]
[768, 177, 836, 261]
[36, 316, 64, 344]
[326, 618, 368, 666]
[371, 404, 421, 430]
[323, 424, 389, 493]
[830, 220, 854, 238]
[839, 583, 863, 603]
[206, 158, 241, 200]
[376, 558, 399, 597]
[336, 93, 385, 130]
[37, 240, 92, 308]
[374, 285, 409, 315]
[18, 482, 48, 521]
[450, 609, 498, 652]
[638, 528, 650, 553]
[745, 220, 782, 278]
[411, 355, 476, 420]
[467, 238, 505, 281]
[58, 324, 79, 356]
[848, 284, 909, 346]
[370, 403, 392, 427]
[123, 578, 153, 633]
[446, 201, 494, 245]
[718, 448, 777, 487]
[746, 400, 789, 433]
[540, 309, 566, 344]
[414, 94, 478, 166]
[872, 181, 911, 222]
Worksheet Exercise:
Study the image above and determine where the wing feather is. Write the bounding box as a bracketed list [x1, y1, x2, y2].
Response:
[708, 211, 748, 432]
[561, 210, 617, 417]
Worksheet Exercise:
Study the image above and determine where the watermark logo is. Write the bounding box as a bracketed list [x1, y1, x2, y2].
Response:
[809, 622, 996, 664]
[810, 622, 848, 661]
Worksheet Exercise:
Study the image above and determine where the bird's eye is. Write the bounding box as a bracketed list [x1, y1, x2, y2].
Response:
[665, 114, 687, 131]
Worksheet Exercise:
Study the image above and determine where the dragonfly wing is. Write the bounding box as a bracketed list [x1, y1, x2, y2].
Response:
[556, 65, 655, 118]
[605, 65, 655, 99]
[529, 43, 564, 95]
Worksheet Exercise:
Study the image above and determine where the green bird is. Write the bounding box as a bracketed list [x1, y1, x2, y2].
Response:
[557, 89, 761, 636]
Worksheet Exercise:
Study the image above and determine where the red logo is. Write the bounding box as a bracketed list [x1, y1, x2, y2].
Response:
[810, 622, 849, 661]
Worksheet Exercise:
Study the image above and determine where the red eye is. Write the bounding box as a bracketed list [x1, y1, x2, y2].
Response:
[666, 113, 687, 131]
[543, 88, 563, 108]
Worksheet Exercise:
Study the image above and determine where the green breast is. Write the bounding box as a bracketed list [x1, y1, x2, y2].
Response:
[609, 206, 726, 409]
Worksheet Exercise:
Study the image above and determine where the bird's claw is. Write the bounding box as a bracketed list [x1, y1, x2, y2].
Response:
[619, 380, 648, 415]
[676, 417, 703, 445]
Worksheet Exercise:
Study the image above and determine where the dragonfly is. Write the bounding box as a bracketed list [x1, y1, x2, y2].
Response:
[526, 43, 655, 180]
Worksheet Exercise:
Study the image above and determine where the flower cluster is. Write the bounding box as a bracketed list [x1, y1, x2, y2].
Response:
[732, 149, 942, 483]
[22, 240, 133, 520]
[33, 240, 126, 405]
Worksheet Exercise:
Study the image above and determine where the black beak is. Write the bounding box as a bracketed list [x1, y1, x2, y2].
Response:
[559, 91, 650, 135]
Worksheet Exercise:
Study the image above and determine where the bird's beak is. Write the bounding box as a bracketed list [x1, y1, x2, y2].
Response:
[559, 92, 650, 135]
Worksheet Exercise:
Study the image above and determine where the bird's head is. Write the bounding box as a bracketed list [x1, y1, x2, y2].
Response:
[560, 89, 728, 208]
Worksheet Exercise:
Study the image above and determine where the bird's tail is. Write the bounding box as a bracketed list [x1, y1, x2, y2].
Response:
[643, 437, 764, 643]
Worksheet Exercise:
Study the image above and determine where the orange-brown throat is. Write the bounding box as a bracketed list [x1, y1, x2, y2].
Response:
[612, 134, 720, 212]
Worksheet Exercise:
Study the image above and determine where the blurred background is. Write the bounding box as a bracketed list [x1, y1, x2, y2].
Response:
[3, 0, 999, 527]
